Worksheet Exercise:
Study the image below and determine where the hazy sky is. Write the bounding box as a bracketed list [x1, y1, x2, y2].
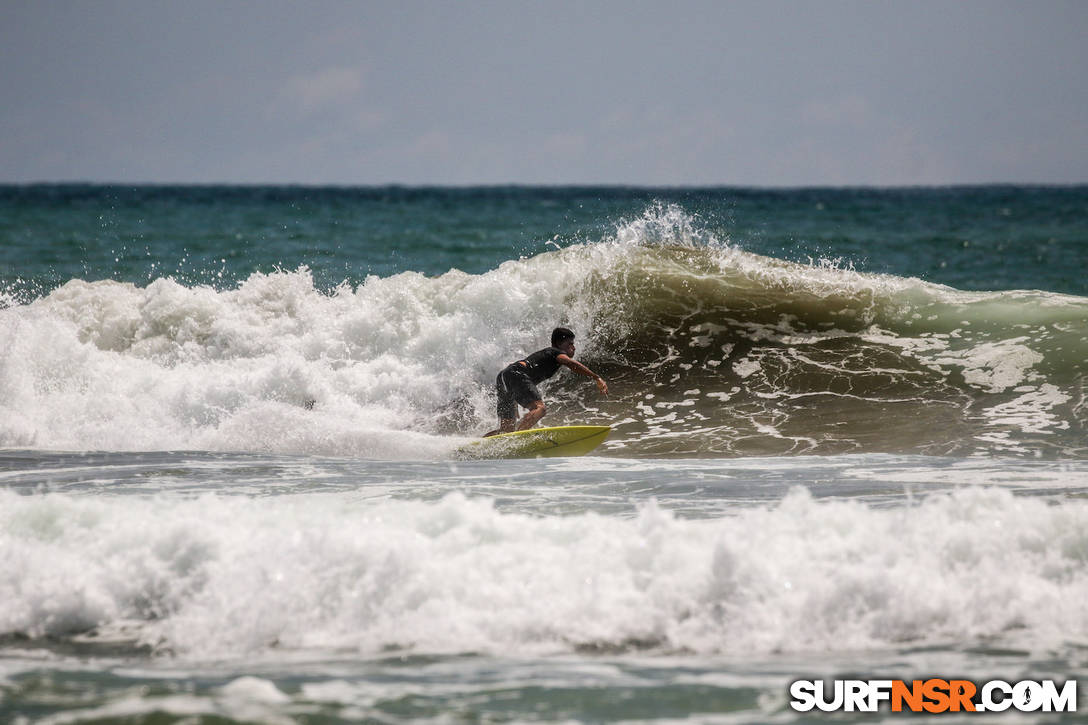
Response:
[3, 0, 1086, 186]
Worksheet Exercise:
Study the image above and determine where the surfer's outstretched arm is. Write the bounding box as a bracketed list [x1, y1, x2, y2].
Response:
[557, 354, 608, 395]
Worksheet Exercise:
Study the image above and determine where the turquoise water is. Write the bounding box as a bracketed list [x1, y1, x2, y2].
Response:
[2, 185, 1087, 722]
[4, 185, 1086, 294]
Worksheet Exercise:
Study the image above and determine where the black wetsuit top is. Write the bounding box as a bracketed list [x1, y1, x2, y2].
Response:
[495, 347, 565, 419]
[513, 347, 563, 383]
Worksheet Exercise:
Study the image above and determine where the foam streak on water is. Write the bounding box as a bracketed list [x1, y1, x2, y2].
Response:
[3, 453, 1088, 722]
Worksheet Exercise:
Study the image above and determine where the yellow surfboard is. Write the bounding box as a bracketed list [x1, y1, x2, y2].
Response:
[455, 425, 611, 460]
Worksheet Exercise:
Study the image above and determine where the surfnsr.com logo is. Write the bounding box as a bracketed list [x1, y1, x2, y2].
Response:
[789, 679, 1077, 714]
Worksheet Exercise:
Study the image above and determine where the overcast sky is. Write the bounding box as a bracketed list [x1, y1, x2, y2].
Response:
[2, 0, 1086, 186]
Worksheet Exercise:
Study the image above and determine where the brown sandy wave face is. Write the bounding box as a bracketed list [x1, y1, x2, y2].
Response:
[550, 244, 1087, 458]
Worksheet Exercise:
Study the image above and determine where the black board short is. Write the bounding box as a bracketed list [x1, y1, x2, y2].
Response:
[496, 366, 542, 419]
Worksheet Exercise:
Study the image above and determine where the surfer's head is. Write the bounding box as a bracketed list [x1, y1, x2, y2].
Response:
[551, 327, 575, 355]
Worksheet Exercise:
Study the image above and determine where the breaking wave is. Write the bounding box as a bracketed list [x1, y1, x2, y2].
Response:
[3, 486, 1088, 657]
[1, 205, 1084, 458]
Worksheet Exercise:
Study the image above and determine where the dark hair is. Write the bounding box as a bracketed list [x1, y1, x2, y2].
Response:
[551, 327, 575, 347]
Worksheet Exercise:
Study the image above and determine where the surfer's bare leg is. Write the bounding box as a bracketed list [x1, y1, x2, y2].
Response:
[484, 418, 518, 437]
[516, 401, 546, 431]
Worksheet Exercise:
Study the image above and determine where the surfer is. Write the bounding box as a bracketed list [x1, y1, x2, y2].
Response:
[485, 327, 608, 436]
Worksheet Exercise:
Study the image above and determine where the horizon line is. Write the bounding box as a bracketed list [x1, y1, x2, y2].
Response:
[3, 180, 1087, 192]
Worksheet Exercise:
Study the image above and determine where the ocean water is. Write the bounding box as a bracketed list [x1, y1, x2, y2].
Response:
[1, 185, 1087, 722]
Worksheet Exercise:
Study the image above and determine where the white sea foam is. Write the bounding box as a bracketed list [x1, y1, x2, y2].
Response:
[2, 487, 1087, 659]
[1, 210, 1084, 457]
[0, 264, 582, 454]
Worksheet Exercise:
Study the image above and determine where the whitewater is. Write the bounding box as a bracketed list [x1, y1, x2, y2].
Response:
[2, 186, 1087, 723]
[3, 216, 1084, 458]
